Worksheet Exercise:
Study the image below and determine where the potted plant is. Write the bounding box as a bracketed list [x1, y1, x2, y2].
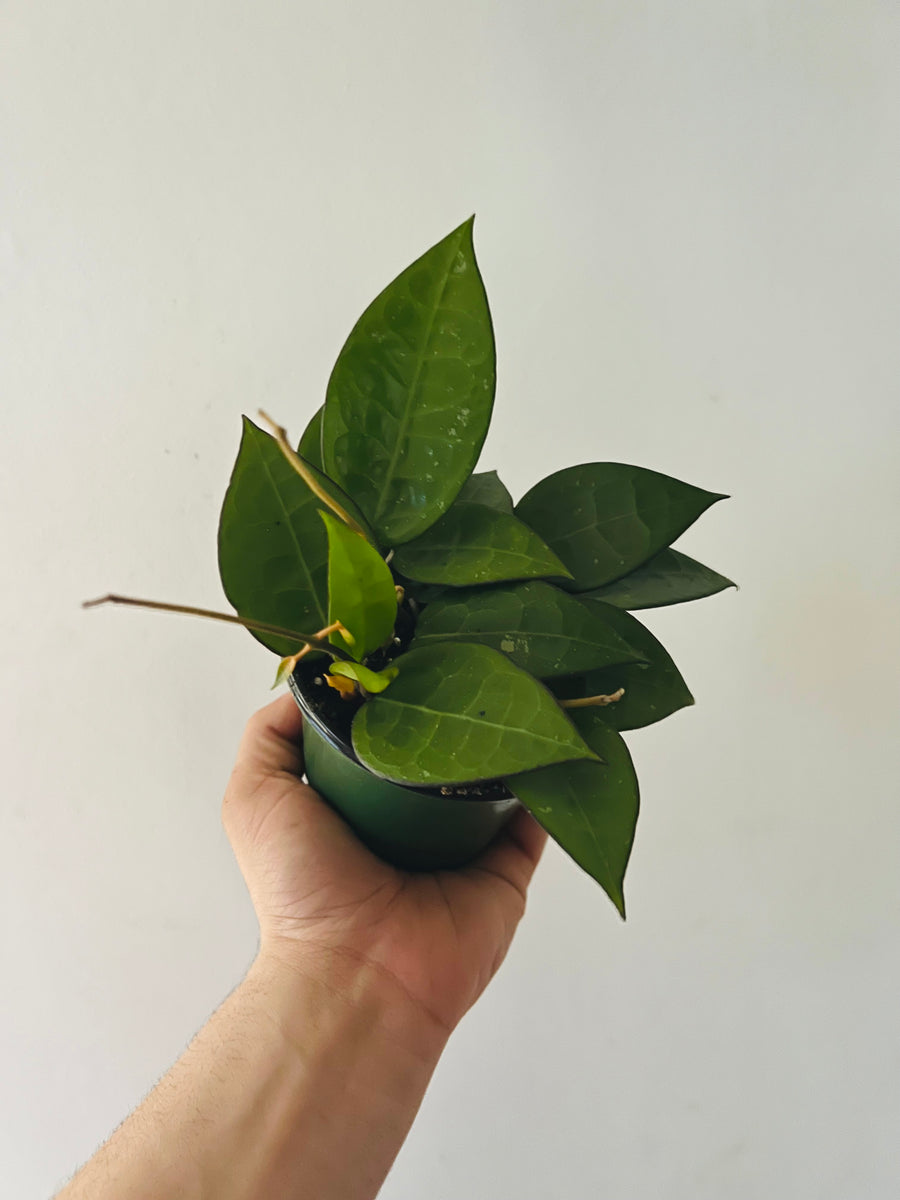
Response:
[86, 217, 734, 915]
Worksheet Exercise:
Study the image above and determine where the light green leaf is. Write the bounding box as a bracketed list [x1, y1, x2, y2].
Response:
[352, 642, 598, 786]
[320, 511, 397, 660]
[584, 547, 736, 609]
[456, 470, 514, 513]
[552, 600, 694, 730]
[516, 463, 727, 590]
[411, 581, 645, 677]
[322, 217, 496, 545]
[392, 503, 571, 587]
[217, 417, 369, 656]
[330, 660, 399, 694]
[298, 406, 324, 471]
[271, 656, 297, 690]
[507, 710, 638, 917]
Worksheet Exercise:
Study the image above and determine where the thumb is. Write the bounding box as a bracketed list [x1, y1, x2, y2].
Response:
[229, 691, 306, 789]
[222, 693, 378, 919]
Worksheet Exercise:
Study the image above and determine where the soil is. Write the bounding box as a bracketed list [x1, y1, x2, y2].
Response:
[292, 602, 513, 802]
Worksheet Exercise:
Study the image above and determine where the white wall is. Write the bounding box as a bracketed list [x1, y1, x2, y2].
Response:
[2, 3, 898, 1196]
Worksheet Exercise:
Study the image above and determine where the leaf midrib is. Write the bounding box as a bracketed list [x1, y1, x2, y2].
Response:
[373, 699, 591, 754]
[407, 540, 555, 563]
[414, 626, 634, 653]
[372, 231, 463, 525]
[542, 491, 716, 547]
[251, 432, 327, 627]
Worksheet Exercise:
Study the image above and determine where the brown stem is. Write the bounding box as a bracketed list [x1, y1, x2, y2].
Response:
[560, 688, 625, 709]
[256, 409, 368, 539]
[82, 594, 353, 660]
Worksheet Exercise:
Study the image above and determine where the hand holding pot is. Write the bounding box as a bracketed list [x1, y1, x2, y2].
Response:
[57, 695, 546, 1200]
[223, 692, 548, 1038]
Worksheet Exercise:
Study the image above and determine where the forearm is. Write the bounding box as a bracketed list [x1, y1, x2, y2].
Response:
[57, 950, 448, 1200]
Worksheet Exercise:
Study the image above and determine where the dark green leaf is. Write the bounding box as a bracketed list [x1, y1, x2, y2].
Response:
[456, 470, 514, 513]
[392, 503, 571, 587]
[411, 581, 644, 677]
[507, 710, 639, 917]
[515, 463, 727, 590]
[217, 416, 368, 656]
[394, 575, 448, 609]
[551, 600, 694, 730]
[585, 548, 736, 610]
[320, 511, 397, 660]
[322, 217, 496, 545]
[352, 643, 598, 786]
[298, 406, 324, 471]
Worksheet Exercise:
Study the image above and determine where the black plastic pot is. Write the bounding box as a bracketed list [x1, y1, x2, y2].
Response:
[287, 670, 519, 871]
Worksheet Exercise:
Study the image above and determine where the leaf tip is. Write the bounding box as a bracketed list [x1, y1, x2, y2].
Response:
[547, 562, 575, 583]
[454, 213, 478, 253]
[574, 744, 606, 766]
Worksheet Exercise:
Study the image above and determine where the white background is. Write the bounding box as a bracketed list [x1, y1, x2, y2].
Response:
[2, 2, 899, 1196]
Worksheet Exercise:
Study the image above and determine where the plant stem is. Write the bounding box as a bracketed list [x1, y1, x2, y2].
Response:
[257, 409, 369, 539]
[82, 594, 354, 660]
[560, 688, 625, 709]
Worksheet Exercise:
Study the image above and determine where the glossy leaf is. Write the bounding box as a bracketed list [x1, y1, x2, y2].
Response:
[298, 406, 324, 471]
[456, 470, 514, 513]
[392, 503, 571, 587]
[507, 710, 639, 917]
[322, 218, 495, 545]
[552, 600, 694, 730]
[515, 463, 727, 590]
[411, 581, 645, 678]
[352, 642, 598, 786]
[218, 417, 368, 656]
[585, 548, 736, 610]
[321, 511, 397, 660]
[329, 660, 399, 694]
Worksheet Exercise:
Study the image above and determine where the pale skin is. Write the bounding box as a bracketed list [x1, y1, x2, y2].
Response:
[57, 692, 548, 1200]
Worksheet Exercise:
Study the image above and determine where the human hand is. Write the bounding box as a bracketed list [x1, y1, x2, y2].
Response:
[223, 693, 547, 1038]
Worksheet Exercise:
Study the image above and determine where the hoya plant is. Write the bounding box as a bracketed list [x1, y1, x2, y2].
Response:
[87, 217, 733, 916]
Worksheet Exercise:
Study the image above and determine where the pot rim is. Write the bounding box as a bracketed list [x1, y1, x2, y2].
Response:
[287, 669, 514, 804]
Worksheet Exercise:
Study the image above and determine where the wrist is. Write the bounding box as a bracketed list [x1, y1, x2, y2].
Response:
[224, 945, 448, 1199]
[248, 939, 450, 1069]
